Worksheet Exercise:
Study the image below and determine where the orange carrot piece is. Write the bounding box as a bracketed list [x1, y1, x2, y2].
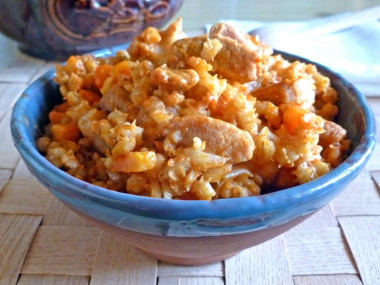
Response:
[283, 104, 323, 135]
[94, 65, 113, 90]
[51, 124, 81, 142]
[112, 61, 132, 77]
[154, 141, 164, 153]
[49, 110, 66, 124]
[79, 89, 101, 104]
[283, 105, 305, 135]
[112, 152, 157, 173]
[66, 56, 81, 73]
[54, 101, 69, 112]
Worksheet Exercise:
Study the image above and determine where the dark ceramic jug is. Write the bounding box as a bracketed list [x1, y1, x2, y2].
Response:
[0, 0, 184, 60]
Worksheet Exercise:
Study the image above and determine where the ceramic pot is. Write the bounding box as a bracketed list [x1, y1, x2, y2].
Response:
[0, 0, 184, 60]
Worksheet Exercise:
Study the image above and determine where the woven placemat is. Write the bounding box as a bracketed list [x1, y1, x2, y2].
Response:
[1, 43, 379, 285]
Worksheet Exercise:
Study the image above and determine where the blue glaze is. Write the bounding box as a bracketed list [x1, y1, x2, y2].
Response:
[10, 52, 376, 237]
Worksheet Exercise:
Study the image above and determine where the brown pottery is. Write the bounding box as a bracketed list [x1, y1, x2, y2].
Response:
[0, 0, 184, 60]
[73, 207, 312, 265]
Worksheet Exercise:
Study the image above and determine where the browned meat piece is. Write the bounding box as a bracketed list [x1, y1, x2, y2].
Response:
[167, 116, 255, 163]
[151, 66, 199, 90]
[98, 85, 130, 113]
[128, 18, 186, 65]
[169, 36, 208, 68]
[252, 78, 315, 107]
[252, 82, 295, 105]
[319, 120, 347, 147]
[209, 23, 248, 43]
[169, 23, 272, 83]
[78, 109, 111, 155]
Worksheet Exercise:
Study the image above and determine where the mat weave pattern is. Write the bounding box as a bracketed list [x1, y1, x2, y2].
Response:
[1, 41, 379, 285]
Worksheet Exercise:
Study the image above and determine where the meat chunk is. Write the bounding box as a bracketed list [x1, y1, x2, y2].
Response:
[151, 66, 199, 90]
[252, 78, 315, 108]
[209, 23, 248, 44]
[166, 116, 255, 163]
[169, 23, 272, 83]
[319, 120, 347, 147]
[78, 109, 111, 155]
[128, 18, 186, 65]
[98, 85, 130, 113]
[169, 35, 208, 68]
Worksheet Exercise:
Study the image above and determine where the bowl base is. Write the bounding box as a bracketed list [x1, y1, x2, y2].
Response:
[140, 249, 239, 266]
[69, 206, 312, 266]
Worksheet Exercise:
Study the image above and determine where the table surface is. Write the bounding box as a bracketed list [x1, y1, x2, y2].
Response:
[1, 1, 380, 284]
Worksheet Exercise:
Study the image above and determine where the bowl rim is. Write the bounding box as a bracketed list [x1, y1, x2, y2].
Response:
[10, 50, 377, 222]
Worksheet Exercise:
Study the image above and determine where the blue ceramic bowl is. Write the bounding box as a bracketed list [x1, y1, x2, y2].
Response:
[11, 51, 376, 265]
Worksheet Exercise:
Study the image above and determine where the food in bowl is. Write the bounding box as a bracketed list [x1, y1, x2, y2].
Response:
[36, 19, 350, 200]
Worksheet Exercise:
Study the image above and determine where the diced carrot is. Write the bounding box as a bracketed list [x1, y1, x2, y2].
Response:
[79, 89, 101, 104]
[51, 124, 81, 142]
[283, 105, 305, 135]
[94, 64, 113, 90]
[49, 110, 66, 124]
[83, 73, 95, 89]
[211, 94, 229, 116]
[178, 192, 199, 200]
[112, 61, 132, 77]
[283, 104, 323, 135]
[112, 151, 157, 173]
[66, 56, 82, 73]
[205, 94, 219, 110]
[54, 101, 69, 112]
[154, 141, 164, 153]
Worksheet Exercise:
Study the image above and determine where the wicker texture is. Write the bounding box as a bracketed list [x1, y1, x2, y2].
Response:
[1, 30, 379, 285]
